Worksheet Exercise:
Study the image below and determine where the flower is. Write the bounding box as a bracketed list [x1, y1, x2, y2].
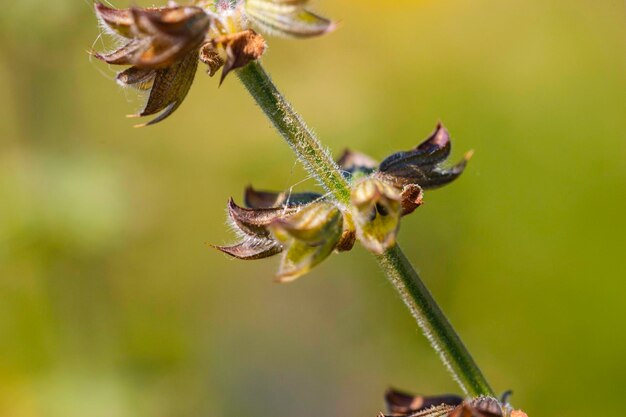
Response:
[215, 192, 353, 282]
[93, 0, 335, 126]
[215, 123, 471, 280]
[351, 177, 403, 254]
[383, 389, 528, 417]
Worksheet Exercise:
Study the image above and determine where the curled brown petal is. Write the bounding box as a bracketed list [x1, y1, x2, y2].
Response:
[448, 403, 477, 417]
[385, 388, 463, 415]
[378, 123, 453, 180]
[213, 240, 282, 260]
[95, 4, 211, 69]
[244, 185, 322, 209]
[228, 198, 297, 237]
[199, 43, 225, 77]
[94, 3, 134, 38]
[95, 38, 152, 65]
[336, 149, 378, 173]
[467, 398, 504, 417]
[127, 51, 199, 126]
[213, 30, 267, 84]
[129, 7, 211, 68]
[412, 150, 473, 189]
[335, 228, 356, 252]
[376, 148, 472, 190]
[131, 7, 209, 38]
[399, 184, 424, 216]
[116, 66, 155, 90]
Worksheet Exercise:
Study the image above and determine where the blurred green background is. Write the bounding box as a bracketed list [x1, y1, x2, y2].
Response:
[1, 0, 625, 416]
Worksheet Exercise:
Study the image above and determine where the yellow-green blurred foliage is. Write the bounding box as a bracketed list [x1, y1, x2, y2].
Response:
[1, 1, 625, 416]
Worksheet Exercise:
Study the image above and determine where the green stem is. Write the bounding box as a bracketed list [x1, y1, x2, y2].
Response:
[376, 245, 494, 397]
[236, 61, 494, 398]
[235, 61, 351, 206]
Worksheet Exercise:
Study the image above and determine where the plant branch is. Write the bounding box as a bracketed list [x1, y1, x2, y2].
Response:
[235, 62, 351, 206]
[236, 61, 494, 397]
[376, 245, 494, 397]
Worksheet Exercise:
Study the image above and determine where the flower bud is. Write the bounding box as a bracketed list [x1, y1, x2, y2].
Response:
[351, 178, 402, 254]
[270, 202, 343, 282]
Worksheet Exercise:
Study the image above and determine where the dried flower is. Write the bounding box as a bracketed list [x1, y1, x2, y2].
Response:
[382, 389, 528, 417]
[215, 123, 470, 280]
[93, 0, 335, 126]
[215, 194, 350, 282]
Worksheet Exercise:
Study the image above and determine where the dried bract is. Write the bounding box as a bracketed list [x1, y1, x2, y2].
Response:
[382, 389, 528, 417]
[92, 0, 335, 125]
[95, 4, 211, 67]
[385, 388, 463, 415]
[95, 3, 211, 125]
[337, 149, 378, 175]
[244, 185, 322, 209]
[376, 123, 472, 190]
[212, 29, 267, 83]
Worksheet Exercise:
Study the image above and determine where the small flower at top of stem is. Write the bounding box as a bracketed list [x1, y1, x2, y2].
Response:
[214, 123, 471, 281]
[92, 0, 335, 126]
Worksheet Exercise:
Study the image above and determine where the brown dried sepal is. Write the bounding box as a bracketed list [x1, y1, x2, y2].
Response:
[94, 3, 212, 125]
[335, 226, 356, 252]
[336, 149, 378, 174]
[199, 43, 225, 77]
[385, 388, 462, 415]
[227, 198, 297, 238]
[382, 390, 528, 417]
[400, 184, 424, 216]
[214, 239, 282, 260]
[376, 123, 472, 190]
[125, 51, 199, 127]
[95, 3, 135, 38]
[212, 29, 267, 84]
[94, 3, 211, 68]
[244, 185, 322, 209]
[213, 198, 292, 260]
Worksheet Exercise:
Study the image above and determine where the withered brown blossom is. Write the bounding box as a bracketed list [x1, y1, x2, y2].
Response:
[215, 123, 472, 281]
[93, 0, 335, 126]
[382, 389, 528, 417]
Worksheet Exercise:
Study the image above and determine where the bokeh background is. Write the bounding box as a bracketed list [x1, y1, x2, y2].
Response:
[1, 0, 625, 416]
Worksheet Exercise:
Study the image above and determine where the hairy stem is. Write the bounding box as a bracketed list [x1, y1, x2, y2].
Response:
[236, 61, 494, 397]
[236, 61, 351, 206]
[376, 245, 494, 397]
